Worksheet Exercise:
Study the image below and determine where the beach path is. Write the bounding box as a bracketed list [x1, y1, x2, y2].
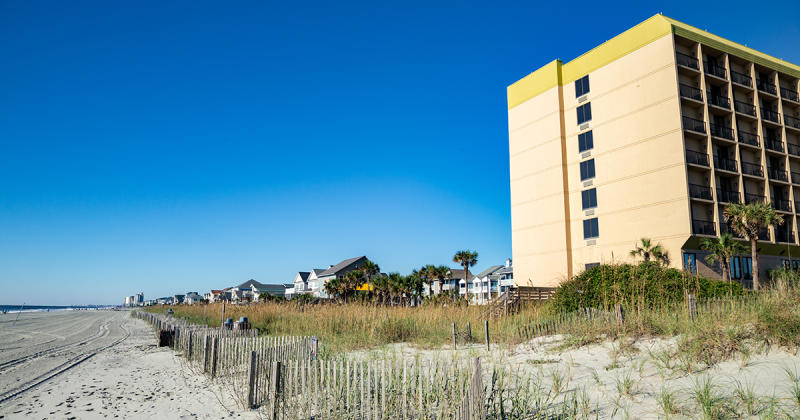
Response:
[0, 310, 246, 419]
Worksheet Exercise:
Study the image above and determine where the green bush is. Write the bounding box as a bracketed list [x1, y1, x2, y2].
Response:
[550, 262, 743, 312]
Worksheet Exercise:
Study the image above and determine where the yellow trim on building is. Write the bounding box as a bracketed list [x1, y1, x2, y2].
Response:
[508, 14, 800, 110]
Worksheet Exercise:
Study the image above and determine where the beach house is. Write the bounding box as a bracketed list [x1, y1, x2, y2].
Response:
[312, 256, 369, 298]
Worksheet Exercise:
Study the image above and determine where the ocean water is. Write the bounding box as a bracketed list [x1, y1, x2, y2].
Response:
[0, 305, 109, 314]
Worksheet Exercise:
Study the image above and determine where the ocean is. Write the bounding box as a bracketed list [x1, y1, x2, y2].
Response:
[0, 305, 111, 314]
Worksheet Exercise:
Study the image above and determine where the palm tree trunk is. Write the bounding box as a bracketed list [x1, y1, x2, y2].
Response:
[751, 237, 759, 290]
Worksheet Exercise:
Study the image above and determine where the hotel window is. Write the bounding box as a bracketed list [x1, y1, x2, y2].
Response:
[578, 130, 594, 152]
[575, 75, 590, 97]
[581, 188, 597, 209]
[577, 103, 592, 124]
[793, 260, 800, 271]
[580, 159, 595, 180]
[583, 218, 599, 239]
[585, 262, 600, 269]
[731, 256, 752, 279]
[683, 253, 697, 274]
[784, 259, 792, 269]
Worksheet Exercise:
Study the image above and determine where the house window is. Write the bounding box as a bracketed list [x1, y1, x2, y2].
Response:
[577, 103, 592, 124]
[581, 188, 597, 209]
[575, 75, 590, 97]
[578, 130, 594, 152]
[583, 218, 599, 239]
[585, 262, 600, 269]
[683, 253, 697, 274]
[580, 159, 595, 181]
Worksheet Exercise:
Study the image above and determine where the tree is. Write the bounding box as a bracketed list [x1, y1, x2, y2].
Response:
[432, 265, 451, 296]
[629, 238, 668, 264]
[370, 274, 390, 305]
[360, 260, 380, 285]
[724, 202, 784, 290]
[700, 233, 746, 284]
[453, 250, 478, 291]
[386, 272, 405, 306]
[418, 265, 437, 297]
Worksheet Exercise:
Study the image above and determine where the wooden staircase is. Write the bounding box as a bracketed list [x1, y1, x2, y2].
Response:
[483, 286, 556, 318]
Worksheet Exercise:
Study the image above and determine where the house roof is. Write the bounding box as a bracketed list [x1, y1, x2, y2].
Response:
[236, 279, 268, 289]
[296, 272, 311, 282]
[319, 256, 367, 276]
[448, 268, 467, 280]
[474, 266, 504, 279]
[489, 266, 513, 279]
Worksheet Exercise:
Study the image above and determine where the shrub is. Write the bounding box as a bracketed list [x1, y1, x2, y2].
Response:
[550, 262, 743, 312]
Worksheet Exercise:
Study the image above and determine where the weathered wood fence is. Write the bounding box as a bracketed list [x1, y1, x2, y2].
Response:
[134, 311, 487, 419]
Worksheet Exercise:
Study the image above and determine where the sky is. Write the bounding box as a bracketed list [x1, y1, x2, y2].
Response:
[1, 1, 799, 305]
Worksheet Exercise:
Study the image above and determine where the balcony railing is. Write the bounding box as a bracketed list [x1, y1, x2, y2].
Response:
[734, 100, 756, 116]
[768, 167, 788, 182]
[789, 143, 800, 157]
[720, 223, 744, 239]
[774, 199, 793, 212]
[757, 79, 777, 95]
[781, 87, 800, 103]
[704, 62, 727, 79]
[762, 109, 781, 123]
[759, 228, 770, 241]
[707, 93, 730, 109]
[731, 70, 752, 87]
[738, 130, 760, 147]
[679, 84, 703, 101]
[714, 155, 737, 172]
[677, 52, 699, 70]
[775, 228, 792, 243]
[689, 183, 713, 200]
[692, 220, 716, 236]
[710, 124, 734, 140]
[745, 193, 766, 204]
[682, 116, 706, 133]
[792, 171, 800, 184]
[785, 115, 800, 130]
[765, 138, 784, 152]
[686, 150, 709, 166]
[717, 189, 740, 203]
[741, 161, 763, 177]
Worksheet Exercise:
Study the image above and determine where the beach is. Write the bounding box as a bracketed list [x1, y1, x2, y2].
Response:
[0, 310, 249, 419]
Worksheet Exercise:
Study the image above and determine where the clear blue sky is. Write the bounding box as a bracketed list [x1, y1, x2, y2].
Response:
[1, 1, 799, 305]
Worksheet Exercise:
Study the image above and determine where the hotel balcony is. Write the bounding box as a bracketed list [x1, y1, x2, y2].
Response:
[774, 198, 793, 213]
[788, 143, 800, 157]
[731, 70, 752, 88]
[710, 124, 734, 140]
[785, 115, 800, 130]
[741, 161, 763, 177]
[683, 116, 706, 134]
[707, 93, 730, 109]
[792, 171, 800, 184]
[775, 226, 793, 243]
[765, 138, 784, 153]
[768, 167, 788, 182]
[692, 219, 716, 236]
[762, 109, 781, 123]
[738, 130, 760, 147]
[714, 155, 737, 172]
[686, 150, 709, 166]
[782, 87, 800, 103]
[757, 79, 778, 95]
[720, 223, 744, 239]
[734, 100, 757, 117]
[717, 189, 741, 203]
[745, 193, 766, 204]
[689, 183, 713, 200]
[704, 62, 727, 79]
[677, 52, 700, 71]
[680, 84, 703, 101]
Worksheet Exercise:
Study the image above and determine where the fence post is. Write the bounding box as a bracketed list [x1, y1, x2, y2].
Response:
[484, 320, 490, 351]
[247, 351, 257, 409]
[615, 304, 625, 325]
[203, 335, 210, 373]
[270, 361, 282, 419]
[211, 337, 218, 378]
[466, 322, 472, 342]
[688, 294, 697, 321]
[187, 331, 193, 359]
[452, 323, 457, 350]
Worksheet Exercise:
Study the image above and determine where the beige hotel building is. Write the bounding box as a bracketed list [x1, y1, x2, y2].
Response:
[507, 14, 800, 287]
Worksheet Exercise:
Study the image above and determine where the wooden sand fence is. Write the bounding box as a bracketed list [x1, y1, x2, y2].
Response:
[134, 311, 487, 419]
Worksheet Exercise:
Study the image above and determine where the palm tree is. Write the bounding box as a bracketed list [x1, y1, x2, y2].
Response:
[700, 233, 746, 284]
[432, 265, 451, 296]
[453, 250, 478, 291]
[419, 265, 437, 297]
[360, 260, 380, 285]
[370, 274, 389, 305]
[386, 272, 404, 306]
[724, 202, 784, 290]
[629, 238, 666, 263]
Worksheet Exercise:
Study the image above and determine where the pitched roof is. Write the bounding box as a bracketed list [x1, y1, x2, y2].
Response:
[474, 266, 504, 279]
[296, 272, 310, 282]
[236, 279, 268, 289]
[319, 256, 367, 276]
[448, 269, 467, 280]
[489, 266, 513, 279]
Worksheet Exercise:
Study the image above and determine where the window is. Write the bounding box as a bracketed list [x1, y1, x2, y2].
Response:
[581, 188, 597, 209]
[578, 130, 594, 152]
[793, 260, 800, 271]
[731, 256, 752, 279]
[585, 262, 600, 270]
[577, 103, 592, 124]
[583, 218, 599, 239]
[580, 159, 595, 180]
[784, 259, 791, 269]
[575, 75, 590, 97]
[683, 253, 697, 274]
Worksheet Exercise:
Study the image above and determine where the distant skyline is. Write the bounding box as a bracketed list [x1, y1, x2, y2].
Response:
[2, 1, 799, 305]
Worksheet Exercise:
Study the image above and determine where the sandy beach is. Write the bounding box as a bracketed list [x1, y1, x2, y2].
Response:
[0, 310, 250, 420]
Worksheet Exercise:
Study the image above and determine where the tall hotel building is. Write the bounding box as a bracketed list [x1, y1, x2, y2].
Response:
[507, 15, 800, 287]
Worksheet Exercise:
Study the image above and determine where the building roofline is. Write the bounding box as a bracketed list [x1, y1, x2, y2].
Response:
[507, 14, 800, 110]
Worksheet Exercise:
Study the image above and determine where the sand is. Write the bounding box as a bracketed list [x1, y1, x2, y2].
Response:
[0, 310, 253, 420]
